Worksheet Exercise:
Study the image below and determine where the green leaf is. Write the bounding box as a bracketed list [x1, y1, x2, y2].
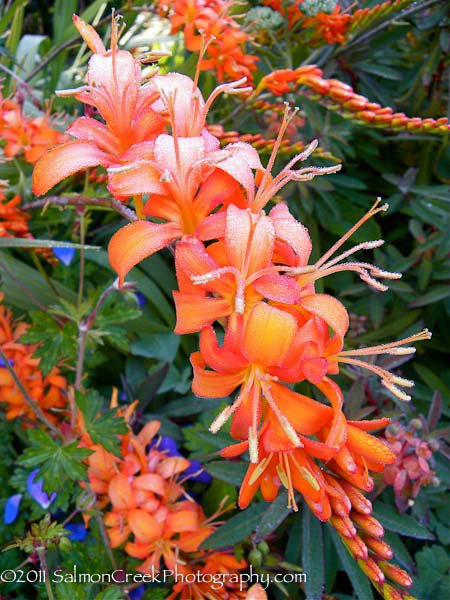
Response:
[20, 312, 78, 374]
[131, 332, 180, 362]
[18, 430, 92, 490]
[257, 492, 293, 540]
[200, 503, 268, 549]
[372, 502, 434, 539]
[76, 391, 128, 456]
[414, 365, 450, 397]
[302, 507, 325, 600]
[0, 238, 100, 249]
[329, 526, 374, 600]
[409, 286, 450, 307]
[202, 461, 247, 486]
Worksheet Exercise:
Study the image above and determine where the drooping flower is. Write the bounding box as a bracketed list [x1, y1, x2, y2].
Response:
[191, 301, 348, 462]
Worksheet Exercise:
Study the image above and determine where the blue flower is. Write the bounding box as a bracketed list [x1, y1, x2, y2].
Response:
[53, 246, 75, 266]
[65, 522, 88, 542]
[3, 494, 23, 524]
[129, 585, 146, 600]
[27, 469, 57, 509]
[134, 292, 147, 307]
[154, 437, 212, 484]
[0, 357, 14, 367]
[183, 460, 212, 484]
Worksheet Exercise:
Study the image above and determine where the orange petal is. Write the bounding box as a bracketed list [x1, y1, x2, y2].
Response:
[128, 508, 162, 543]
[73, 15, 106, 54]
[108, 220, 180, 285]
[347, 426, 396, 465]
[173, 292, 230, 334]
[32, 140, 110, 195]
[108, 474, 136, 510]
[301, 294, 349, 338]
[243, 303, 297, 366]
[166, 509, 199, 533]
[191, 352, 244, 398]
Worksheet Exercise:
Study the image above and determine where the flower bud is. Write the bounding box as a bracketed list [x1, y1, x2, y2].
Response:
[248, 549, 263, 567]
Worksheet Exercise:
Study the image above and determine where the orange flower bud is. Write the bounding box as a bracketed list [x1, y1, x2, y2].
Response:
[378, 561, 413, 587]
[352, 513, 384, 537]
[361, 534, 394, 560]
[357, 558, 385, 584]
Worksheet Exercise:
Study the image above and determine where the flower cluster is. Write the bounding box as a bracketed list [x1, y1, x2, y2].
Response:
[0, 87, 67, 164]
[0, 294, 67, 422]
[384, 421, 439, 512]
[256, 66, 450, 134]
[264, 0, 350, 45]
[348, 0, 415, 36]
[157, 0, 258, 82]
[32, 16, 432, 599]
[81, 419, 249, 599]
[0, 180, 30, 239]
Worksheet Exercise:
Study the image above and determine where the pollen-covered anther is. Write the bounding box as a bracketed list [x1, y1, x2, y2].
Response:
[248, 427, 259, 463]
[381, 380, 411, 402]
[359, 272, 389, 292]
[390, 375, 414, 388]
[209, 405, 234, 434]
[370, 267, 402, 280]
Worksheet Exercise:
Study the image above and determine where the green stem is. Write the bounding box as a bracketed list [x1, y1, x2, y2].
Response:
[30, 251, 60, 298]
[77, 210, 86, 307]
[37, 548, 54, 600]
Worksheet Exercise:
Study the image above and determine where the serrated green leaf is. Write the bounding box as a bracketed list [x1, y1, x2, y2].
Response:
[20, 313, 78, 375]
[76, 391, 127, 457]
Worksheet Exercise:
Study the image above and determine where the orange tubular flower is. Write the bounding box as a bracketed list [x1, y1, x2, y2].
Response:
[256, 66, 450, 134]
[32, 14, 166, 197]
[191, 301, 348, 462]
[0, 295, 67, 422]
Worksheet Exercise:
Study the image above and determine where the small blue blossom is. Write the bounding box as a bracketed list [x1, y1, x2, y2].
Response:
[129, 585, 146, 600]
[53, 246, 75, 266]
[65, 522, 88, 542]
[3, 494, 23, 524]
[134, 291, 147, 307]
[27, 469, 57, 509]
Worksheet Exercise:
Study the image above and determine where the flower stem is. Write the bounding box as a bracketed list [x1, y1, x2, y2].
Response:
[37, 547, 54, 600]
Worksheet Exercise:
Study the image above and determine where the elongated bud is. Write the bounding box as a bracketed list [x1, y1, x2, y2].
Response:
[352, 513, 384, 538]
[378, 562, 413, 587]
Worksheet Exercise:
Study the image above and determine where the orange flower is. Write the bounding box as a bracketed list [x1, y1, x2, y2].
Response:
[0, 295, 67, 422]
[303, 6, 351, 45]
[191, 301, 348, 461]
[160, 0, 258, 82]
[0, 95, 66, 165]
[32, 14, 166, 196]
[173, 203, 306, 333]
[0, 181, 30, 238]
